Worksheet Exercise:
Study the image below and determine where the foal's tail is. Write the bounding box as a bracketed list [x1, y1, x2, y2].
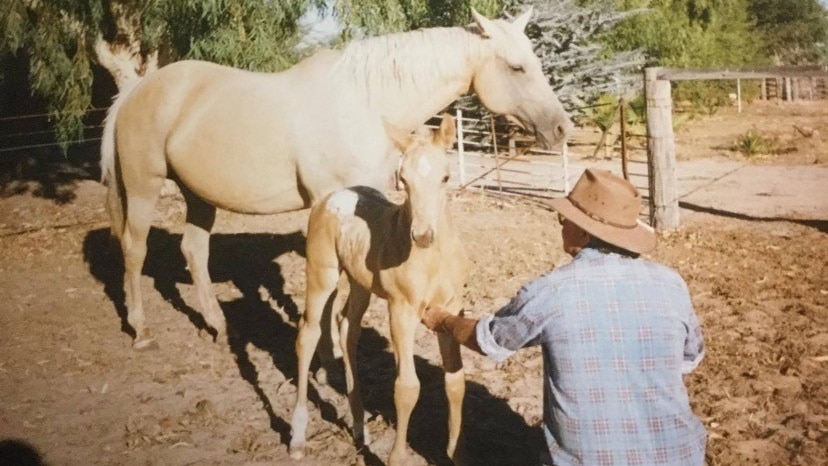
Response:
[100, 76, 141, 240]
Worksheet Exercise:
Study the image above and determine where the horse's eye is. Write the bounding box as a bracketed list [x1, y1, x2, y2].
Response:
[509, 64, 525, 73]
[442, 175, 450, 184]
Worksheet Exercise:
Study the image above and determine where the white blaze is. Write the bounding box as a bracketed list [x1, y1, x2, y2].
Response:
[417, 156, 432, 177]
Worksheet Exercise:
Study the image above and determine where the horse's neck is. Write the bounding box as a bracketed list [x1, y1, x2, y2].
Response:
[333, 27, 484, 132]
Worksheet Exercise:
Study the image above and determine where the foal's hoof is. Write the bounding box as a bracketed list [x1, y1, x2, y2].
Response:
[314, 366, 345, 387]
[354, 425, 372, 447]
[132, 337, 159, 351]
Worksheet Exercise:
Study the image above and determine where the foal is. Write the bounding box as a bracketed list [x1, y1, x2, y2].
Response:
[290, 114, 470, 465]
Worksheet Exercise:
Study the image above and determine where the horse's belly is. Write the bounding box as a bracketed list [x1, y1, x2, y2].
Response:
[174, 159, 306, 214]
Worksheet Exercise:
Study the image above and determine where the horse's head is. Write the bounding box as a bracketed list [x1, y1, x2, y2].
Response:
[470, 7, 572, 149]
[387, 114, 456, 248]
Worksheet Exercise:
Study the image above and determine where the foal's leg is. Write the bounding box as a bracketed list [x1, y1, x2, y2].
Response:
[290, 264, 339, 459]
[438, 317, 467, 465]
[340, 279, 372, 447]
[179, 188, 226, 344]
[121, 176, 165, 350]
[387, 303, 421, 466]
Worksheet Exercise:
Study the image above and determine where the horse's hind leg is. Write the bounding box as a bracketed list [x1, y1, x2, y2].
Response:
[179, 188, 226, 344]
[340, 279, 372, 447]
[290, 263, 339, 459]
[121, 177, 165, 350]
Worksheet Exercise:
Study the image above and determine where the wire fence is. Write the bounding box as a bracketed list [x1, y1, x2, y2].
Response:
[0, 107, 106, 156]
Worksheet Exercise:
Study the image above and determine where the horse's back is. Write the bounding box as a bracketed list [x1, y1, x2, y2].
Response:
[113, 57, 394, 214]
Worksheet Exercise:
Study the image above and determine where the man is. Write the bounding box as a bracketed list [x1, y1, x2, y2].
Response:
[422, 168, 706, 466]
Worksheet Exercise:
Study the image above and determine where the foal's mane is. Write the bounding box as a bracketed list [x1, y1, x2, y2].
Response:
[332, 26, 482, 101]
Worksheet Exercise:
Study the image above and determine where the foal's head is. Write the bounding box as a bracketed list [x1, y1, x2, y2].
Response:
[388, 114, 457, 248]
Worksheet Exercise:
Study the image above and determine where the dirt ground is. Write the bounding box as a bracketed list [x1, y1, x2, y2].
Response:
[0, 100, 826, 466]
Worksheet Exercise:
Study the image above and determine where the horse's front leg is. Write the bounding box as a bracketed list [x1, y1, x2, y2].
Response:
[437, 303, 467, 465]
[387, 302, 421, 466]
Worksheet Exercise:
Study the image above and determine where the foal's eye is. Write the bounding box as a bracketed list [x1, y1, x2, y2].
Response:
[509, 64, 525, 73]
[442, 175, 450, 184]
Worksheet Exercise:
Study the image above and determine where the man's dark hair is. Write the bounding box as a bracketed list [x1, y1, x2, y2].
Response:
[586, 236, 640, 259]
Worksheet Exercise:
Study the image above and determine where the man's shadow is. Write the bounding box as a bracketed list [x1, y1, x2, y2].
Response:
[82, 227, 542, 465]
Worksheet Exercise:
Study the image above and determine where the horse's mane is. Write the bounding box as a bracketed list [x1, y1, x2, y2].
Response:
[332, 26, 480, 102]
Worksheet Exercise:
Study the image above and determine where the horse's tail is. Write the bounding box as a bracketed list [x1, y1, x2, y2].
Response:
[100, 76, 141, 239]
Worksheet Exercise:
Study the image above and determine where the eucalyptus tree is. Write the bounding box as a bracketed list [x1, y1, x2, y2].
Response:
[0, 0, 319, 149]
[747, 0, 828, 64]
[519, 0, 645, 109]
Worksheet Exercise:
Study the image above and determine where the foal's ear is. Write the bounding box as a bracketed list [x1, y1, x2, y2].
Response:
[512, 7, 533, 31]
[435, 114, 457, 149]
[384, 121, 413, 153]
[471, 8, 496, 39]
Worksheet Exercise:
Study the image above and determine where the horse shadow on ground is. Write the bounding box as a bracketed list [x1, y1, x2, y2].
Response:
[0, 438, 49, 466]
[82, 227, 542, 466]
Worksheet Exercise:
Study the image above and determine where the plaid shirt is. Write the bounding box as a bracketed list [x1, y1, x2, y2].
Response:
[476, 248, 706, 466]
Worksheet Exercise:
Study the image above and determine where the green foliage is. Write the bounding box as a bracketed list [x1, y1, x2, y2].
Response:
[0, 0, 320, 151]
[582, 95, 620, 131]
[333, 0, 508, 37]
[604, 0, 764, 68]
[2, 0, 95, 152]
[748, 0, 828, 64]
[159, 0, 311, 72]
[579, 94, 647, 130]
[733, 128, 773, 156]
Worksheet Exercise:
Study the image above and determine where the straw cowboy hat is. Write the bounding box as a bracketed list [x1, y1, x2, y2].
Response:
[548, 168, 656, 254]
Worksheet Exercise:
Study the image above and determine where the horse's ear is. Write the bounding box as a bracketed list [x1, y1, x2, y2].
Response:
[435, 114, 457, 149]
[512, 6, 533, 31]
[384, 121, 413, 153]
[471, 8, 496, 38]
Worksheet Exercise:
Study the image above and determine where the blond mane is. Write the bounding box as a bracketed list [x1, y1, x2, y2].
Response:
[332, 26, 481, 105]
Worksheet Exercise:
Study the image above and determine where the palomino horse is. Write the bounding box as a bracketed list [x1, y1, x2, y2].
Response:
[100, 7, 571, 350]
[290, 115, 469, 466]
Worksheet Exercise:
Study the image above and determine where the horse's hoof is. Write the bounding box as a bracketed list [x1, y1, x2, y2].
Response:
[288, 442, 305, 460]
[132, 337, 159, 351]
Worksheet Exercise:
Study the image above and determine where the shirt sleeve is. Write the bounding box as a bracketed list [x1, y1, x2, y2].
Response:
[681, 291, 705, 374]
[475, 286, 548, 362]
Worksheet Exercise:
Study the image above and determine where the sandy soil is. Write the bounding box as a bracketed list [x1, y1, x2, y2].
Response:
[0, 101, 826, 466]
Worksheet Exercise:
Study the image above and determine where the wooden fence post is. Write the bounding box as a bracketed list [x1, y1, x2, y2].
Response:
[736, 79, 742, 113]
[456, 108, 465, 185]
[644, 67, 679, 230]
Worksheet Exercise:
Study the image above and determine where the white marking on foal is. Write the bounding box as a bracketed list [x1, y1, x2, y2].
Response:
[417, 156, 432, 177]
[325, 190, 359, 218]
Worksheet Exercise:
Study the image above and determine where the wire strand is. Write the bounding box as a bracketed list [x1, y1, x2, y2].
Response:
[0, 137, 102, 153]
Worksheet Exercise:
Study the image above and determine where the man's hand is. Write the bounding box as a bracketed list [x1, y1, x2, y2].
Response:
[421, 305, 451, 332]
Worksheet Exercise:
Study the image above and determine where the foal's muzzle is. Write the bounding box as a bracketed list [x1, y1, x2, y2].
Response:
[411, 228, 435, 248]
